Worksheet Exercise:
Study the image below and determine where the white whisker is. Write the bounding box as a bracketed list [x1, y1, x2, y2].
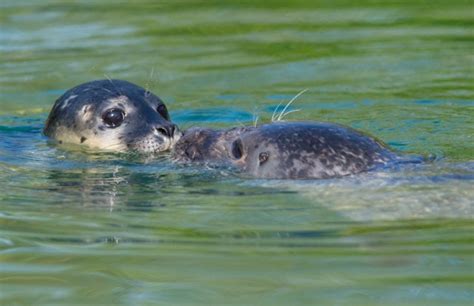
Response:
[235, 119, 246, 128]
[150, 67, 155, 80]
[145, 67, 155, 93]
[104, 73, 123, 95]
[271, 101, 283, 122]
[275, 88, 308, 122]
[100, 142, 126, 151]
[278, 109, 301, 121]
[253, 115, 259, 127]
[251, 106, 260, 127]
[181, 123, 197, 131]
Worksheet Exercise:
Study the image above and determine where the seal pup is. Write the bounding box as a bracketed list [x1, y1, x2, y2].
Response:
[172, 121, 410, 179]
[44, 79, 181, 153]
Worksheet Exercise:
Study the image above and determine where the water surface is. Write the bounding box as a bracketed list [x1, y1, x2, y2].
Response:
[1, 1, 473, 305]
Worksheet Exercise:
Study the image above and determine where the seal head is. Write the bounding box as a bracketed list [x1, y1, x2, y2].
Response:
[44, 79, 181, 153]
[173, 122, 400, 179]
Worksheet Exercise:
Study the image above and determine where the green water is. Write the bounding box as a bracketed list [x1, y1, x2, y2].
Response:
[1, 1, 473, 305]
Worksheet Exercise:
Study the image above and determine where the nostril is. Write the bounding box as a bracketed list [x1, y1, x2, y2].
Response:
[156, 127, 170, 137]
[156, 124, 177, 138]
[169, 124, 176, 136]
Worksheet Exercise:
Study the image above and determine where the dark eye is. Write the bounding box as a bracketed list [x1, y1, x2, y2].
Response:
[259, 152, 269, 165]
[231, 139, 243, 159]
[157, 104, 169, 120]
[102, 108, 124, 128]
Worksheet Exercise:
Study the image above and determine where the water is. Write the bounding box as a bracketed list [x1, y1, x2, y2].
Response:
[1, 1, 473, 305]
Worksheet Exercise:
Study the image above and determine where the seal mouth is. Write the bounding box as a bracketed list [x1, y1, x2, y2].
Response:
[123, 130, 183, 154]
[163, 131, 183, 152]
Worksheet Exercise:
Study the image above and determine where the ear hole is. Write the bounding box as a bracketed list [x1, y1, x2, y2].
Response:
[231, 139, 243, 159]
[259, 152, 269, 165]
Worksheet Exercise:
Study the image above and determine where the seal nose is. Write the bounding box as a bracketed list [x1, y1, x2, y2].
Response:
[156, 124, 177, 138]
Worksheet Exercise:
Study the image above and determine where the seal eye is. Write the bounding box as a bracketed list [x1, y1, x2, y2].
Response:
[231, 139, 243, 159]
[157, 104, 170, 120]
[102, 108, 124, 128]
[259, 152, 269, 165]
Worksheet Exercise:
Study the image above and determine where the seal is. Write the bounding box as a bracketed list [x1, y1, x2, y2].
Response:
[44, 79, 181, 153]
[172, 121, 412, 179]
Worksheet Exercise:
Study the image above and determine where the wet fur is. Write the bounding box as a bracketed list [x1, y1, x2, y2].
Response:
[44, 79, 181, 153]
[172, 122, 413, 179]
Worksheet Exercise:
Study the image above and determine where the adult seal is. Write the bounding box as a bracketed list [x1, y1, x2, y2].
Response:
[44, 79, 181, 153]
[172, 121, 418, 179]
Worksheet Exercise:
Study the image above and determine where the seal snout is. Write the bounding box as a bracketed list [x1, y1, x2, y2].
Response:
[155, 123, 178, 138]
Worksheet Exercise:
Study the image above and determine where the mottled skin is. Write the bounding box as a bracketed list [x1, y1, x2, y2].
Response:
[44, 79, 181, 153]
[172, 122, 402, 179]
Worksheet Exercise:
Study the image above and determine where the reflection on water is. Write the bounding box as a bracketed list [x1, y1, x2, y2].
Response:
[1, 0, 473, 305]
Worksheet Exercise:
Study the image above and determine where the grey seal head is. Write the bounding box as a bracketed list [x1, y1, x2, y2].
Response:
[172, 121, 405, 179]
[44, 79, 181, 153]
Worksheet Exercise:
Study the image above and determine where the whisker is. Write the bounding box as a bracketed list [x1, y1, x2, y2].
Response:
[253, 115, 259, 127]
[271, 101, 283, 122]
[235, 119, 246, 128]
[276, 88, 308, 122]
[278, 109, 301, 121]
[180, 122, 198, 131]
[145, 67, 155, 93]
[251, 106, 260, 127]
[100, 142, 126, 151]
[150, 67, 155, 81]
[104, 73, 123, 95]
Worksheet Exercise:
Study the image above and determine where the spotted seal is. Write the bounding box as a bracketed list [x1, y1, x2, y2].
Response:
[44, 79, 181, 153]
[172, 121, 416, 179]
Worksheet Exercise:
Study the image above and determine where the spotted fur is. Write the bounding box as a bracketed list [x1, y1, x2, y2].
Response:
[44, 79, 181, 153]
[172, 122, 417, 179]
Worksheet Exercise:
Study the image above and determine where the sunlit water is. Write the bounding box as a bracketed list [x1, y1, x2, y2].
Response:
[1, 1, 473, 305]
